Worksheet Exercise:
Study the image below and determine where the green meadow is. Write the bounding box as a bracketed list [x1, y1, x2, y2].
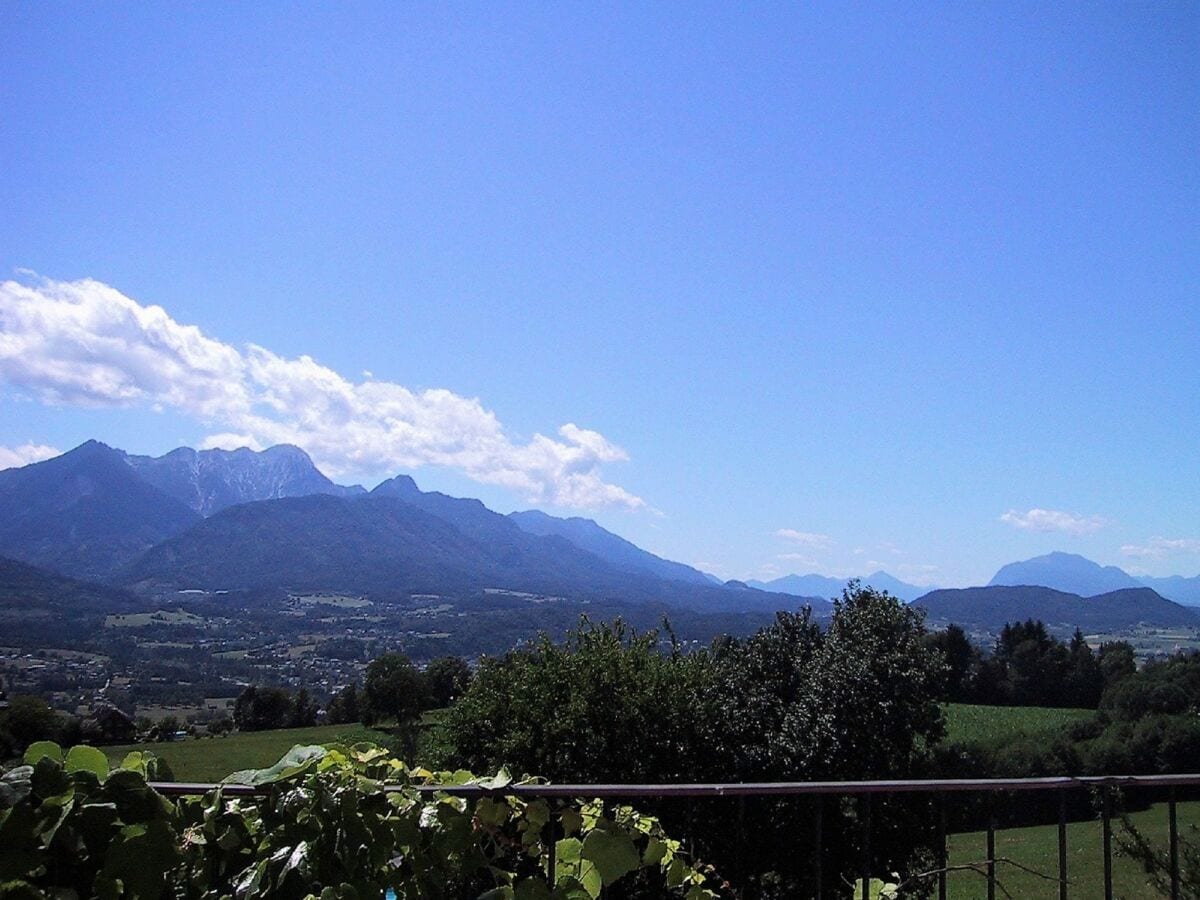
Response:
[942, 703, 1095, 745]
[102, 723, 392, 782]
[946, 800, 1196, 899]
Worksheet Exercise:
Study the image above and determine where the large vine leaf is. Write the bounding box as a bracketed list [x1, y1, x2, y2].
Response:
[65, 745, 109, 781]
[580, 828, 640, 886]
[225, 745, 327, 785]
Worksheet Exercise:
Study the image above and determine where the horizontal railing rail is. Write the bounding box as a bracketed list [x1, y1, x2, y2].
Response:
[149, 771, 1200, 798]
[147, 774, 1200, 900]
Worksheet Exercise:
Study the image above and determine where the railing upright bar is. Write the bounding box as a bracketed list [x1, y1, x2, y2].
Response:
[1102, 787, 1113, 900]
[1170, 787, 1180, 900]
[986, 793, 996, 900]
[813, 795, 823, 900]
[546, 810, 556, 887]
[736, 795, 745, 891]
[1058, 788, 1068, 900]
[860, 793, 871, 900]
[937, 792, 947, 900]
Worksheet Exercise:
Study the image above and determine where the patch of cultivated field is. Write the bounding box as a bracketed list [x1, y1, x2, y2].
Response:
[103, 723, 393, 782]
[943, 703, 1094, 745]
[104, 610, 206, 628]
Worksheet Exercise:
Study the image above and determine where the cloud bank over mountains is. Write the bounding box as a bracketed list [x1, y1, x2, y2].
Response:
[0, 275, 643, 509]
[999, 507, 1107, 536]
[1122, 537, 1200, 560]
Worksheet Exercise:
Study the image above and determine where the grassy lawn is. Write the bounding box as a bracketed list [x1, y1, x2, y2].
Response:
[944, 800, 1198, 899]
[943, 703, 1095, 745]
[103, 723, 392, 782]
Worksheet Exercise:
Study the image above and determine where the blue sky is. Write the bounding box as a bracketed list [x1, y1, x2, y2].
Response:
[1, 3, 1197, 587]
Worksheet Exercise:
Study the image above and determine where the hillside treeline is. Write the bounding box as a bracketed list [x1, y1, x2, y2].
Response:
[926, 619, 1135, 708]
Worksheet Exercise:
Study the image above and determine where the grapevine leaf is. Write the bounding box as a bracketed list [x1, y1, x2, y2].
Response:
[65, 745, 109, 781]
[22, 742, 62, 767]
[580, 829, 639, 886]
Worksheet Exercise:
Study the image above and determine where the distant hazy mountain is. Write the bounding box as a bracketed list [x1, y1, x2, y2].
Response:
[0, 441, 201, 579]
[126, 444, 364, 516]
[749, 571, 929, 602]
[988, 552, 1143, 596]
[1137, 574, 1200, 607]
[508, 509, 713, 586]
[915, 584, 1197, 632]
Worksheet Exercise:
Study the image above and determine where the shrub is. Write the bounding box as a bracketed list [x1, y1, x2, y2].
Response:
[0, 741, 727, 899]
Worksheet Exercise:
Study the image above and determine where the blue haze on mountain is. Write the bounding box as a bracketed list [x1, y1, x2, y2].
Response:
[749, 571, 930, 603]
[508, 509, 713, 586]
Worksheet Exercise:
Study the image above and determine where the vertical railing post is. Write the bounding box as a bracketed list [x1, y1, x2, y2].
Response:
[546, 808, 557, 887]
[937, 792, 947, 900]
[986, 792, 996, 900]
[1170, 787, 1180, 900]
[860, 794, 872, 900]
[1058, 788, 1068, 900]
[813, 795, 823, 900]
[1102, 787, 1113, 900]
[736, 795, 745, 891]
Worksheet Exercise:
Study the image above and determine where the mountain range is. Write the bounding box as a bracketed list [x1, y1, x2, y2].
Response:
[0, 441, 822, 618]
[1, 440, 1198, 635]
[127, 444, 365, 516]
[988, 551, 1200, 606]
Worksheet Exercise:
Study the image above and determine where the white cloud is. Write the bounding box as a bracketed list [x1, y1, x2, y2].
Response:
[999, 508, 1107, 536]
[775, 529, 835, 549]
[777, 552, 819, 564]
[0, 275, 643, 509]
[1120, 537, 1200, 560]
[0, 442, 59, 471]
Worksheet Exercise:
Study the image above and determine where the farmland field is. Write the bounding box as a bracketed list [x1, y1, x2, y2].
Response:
[943, 703, 1094, 745]
[102, 723, 393, 782]
[947, 799, 1198, 898]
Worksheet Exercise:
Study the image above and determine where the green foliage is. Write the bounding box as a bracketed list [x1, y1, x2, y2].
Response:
[0, 742, 725, 900]
[0, 741, 175, 898]
[325, 683, 361, 725]
[423, 656, 472, 708]
[290, 688, 318, 728]
[444, 617, 712, 783]
[0, 696, 71, 757]
[364, 653, 430, 726]
[234, 685, 296, 732]
[442, 585, 947, 897]
[101, 724, 394, 783]
[923, 620, 1137, 709]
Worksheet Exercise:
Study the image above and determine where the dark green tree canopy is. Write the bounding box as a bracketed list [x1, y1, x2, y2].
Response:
[364, 653, 429, 725]
[422, 656, 472, 708]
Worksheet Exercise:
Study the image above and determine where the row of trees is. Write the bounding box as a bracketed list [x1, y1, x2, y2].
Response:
[926, 620, 1136, 707]
[438, 584, 944, 898]
[234, 655, 473, 732]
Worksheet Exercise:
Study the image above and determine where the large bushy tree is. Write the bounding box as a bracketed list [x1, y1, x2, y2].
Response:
[441, 584, 947, 898]
[233, 686, 294, 732]
[363, 653, 429, 726]
[444, 617, 712, 783]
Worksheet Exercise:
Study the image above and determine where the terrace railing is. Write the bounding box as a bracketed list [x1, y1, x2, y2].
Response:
[151, 773, 1200, 900]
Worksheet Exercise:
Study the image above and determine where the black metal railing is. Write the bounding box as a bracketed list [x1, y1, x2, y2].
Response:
[151, 773, 1200, 899]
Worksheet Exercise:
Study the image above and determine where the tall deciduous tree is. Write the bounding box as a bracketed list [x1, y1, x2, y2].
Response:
[363, 654, 428, 725]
